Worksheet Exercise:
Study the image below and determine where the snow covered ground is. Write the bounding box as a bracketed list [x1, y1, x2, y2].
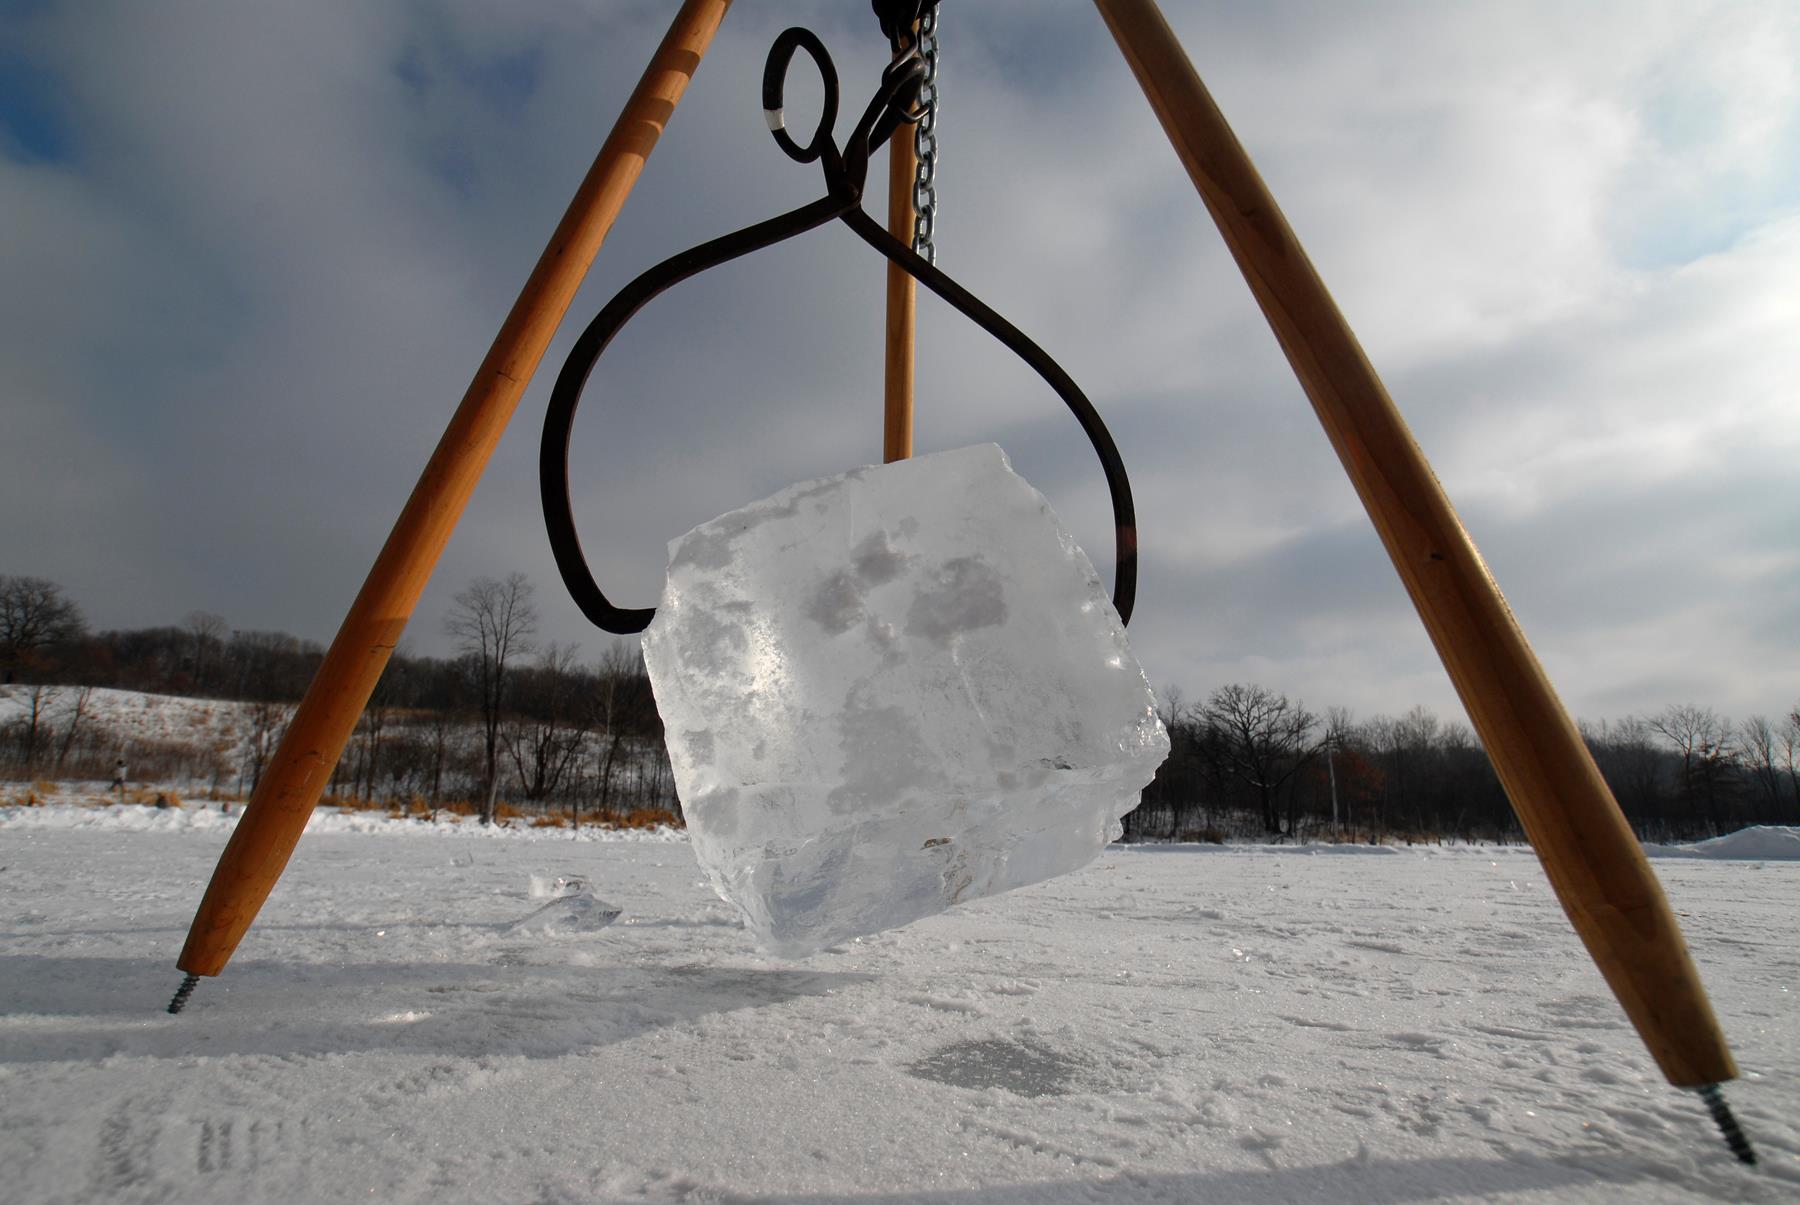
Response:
[1, 804, 1793, 1203]
[0, 685, 260, 756]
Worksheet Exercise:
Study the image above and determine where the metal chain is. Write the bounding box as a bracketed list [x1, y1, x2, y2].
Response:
[911, 8, 939, 264]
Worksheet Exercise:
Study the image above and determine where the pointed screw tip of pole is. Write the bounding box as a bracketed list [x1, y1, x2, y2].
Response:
[1696, 1083, 1756, 1166]
[167, 972, 200, 1015]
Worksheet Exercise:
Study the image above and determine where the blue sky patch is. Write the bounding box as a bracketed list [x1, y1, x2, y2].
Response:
[391, 34, 546, 118]
[463, 43, 543, 116]
[0, 49, 73, 163]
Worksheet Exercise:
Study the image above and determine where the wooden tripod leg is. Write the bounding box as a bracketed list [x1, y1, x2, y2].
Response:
[1093, 0, 1736, 1089]
[175, 0, 733, 980]
[883, 86, 918, 463]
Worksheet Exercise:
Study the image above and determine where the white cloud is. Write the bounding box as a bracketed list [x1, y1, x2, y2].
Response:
[1, 0, 1794, 724]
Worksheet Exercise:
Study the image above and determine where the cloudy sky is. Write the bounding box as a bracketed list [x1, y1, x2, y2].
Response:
[3, 1, 1796, 728]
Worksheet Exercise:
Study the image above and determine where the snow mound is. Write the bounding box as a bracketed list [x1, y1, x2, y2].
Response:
[1643, 825, 1800, 861]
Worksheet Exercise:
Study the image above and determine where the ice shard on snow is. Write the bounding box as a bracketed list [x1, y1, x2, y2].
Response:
[508, 890, 623, 936]
[642, 444, 1169, 957]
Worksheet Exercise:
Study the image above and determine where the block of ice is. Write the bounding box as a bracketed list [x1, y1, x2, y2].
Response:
[642, 443, 1168, 957]
[508, 890, 622, 936]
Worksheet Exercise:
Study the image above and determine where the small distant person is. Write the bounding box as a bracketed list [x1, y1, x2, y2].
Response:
[112, 759, 128, 798]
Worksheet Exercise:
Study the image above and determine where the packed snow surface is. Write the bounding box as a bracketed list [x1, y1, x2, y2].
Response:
[1, 804, 1793, 1203]
[644, 445, 1167, 957]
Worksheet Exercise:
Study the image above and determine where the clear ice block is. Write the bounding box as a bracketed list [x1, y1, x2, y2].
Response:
[642, 444, 1168, 956]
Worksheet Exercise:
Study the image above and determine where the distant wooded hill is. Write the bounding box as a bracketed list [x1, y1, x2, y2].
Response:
[5, 574, 1796, 842]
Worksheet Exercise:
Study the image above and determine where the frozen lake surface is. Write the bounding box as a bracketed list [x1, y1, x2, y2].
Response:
[1, 804, 1794, 1202]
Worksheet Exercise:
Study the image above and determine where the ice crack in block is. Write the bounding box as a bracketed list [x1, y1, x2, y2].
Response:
[643, 444, 1169, 956]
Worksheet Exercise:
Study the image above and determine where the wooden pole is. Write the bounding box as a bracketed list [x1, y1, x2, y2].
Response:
[883, 75, 918, 463]
[1093, 0, 1736, 1089]
[176, 0, 732, 979]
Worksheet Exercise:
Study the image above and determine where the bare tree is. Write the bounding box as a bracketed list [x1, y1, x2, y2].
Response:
[18, 684, 59, 774]
[183, 610, 228, 692]
[1780, 706, 1800, 820]
[502, 642, 589, 804]
[0, 576, 85, 683]
[1356, 708, 1445, 838]
[1322, 706, 1354, 835]
[1132, 686, 1210, 841]
[1324, 720, 1386, 843]
[1648, 704, 1734, 833]
[1739, 717, 1783, 822]
[446, 573, 537, 824]
[1648, 704, 1723, 783]
[228, 629, 317, 701]
[1584, 716, 1667, 824]
[242, 701, 293, 794]
[405, 657, 464, 814]
[424, 709, 457, 812]
[352, 688, 391, 803]
[587, 641, 642, 822]
[1203, 683, 1317, 836]
[54, 684, 95, 773]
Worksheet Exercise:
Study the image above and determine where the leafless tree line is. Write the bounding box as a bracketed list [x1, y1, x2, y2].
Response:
[1, 574, 678, 823]
[1126, 684, 1800, 845]
[7, 575, 1796, 842]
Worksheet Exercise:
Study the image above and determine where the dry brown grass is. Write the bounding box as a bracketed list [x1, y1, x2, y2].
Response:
[119, 786, 183, 808]
[526, 806, 686, 831]
[322, 793, 385, 813]
[427, 799, 533, 824]
[603, 807, 684, 831]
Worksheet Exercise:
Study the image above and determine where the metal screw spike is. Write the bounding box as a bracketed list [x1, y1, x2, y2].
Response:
[167, 972, 200, 1015]
[1696, 1082, 1757, 1166]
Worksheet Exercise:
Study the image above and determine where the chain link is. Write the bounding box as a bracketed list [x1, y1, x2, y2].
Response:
[911, 8, 939, 264]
